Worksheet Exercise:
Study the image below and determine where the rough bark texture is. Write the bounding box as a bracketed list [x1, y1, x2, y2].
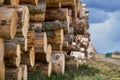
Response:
[4, 0, 19, 5]
[46, 29, 64, 44]
[20, 0, 38, 5]
[28, 62, 52, 77]
[0, 7, 18, 39]
[46, 2, 61, 8]
[52, 52, 65, 75]
[42, 21, 69, 33]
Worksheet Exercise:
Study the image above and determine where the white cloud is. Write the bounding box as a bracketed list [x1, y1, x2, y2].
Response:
[89, 11, 120, 53]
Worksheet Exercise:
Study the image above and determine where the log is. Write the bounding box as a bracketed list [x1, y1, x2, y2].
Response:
[45, 8, 68, 22]
[0, 38, 4, 62]
[28, 62, 52, 77]
[51, 44, 63, 51]
[46, 29, 64, 44]
[4, 40, 21, 58]
[52, 52, 65, 75]
[0, 7, 18, 39]
[21, 46, 35, 67]
[46, 2, 61, 8]
[21, 65, 27, 80]
[35, 44, 52, 63]
[60, 0, 76, 7]
[67, 44, 79, 51]
[5, 5, 29, 38]
[20, 0, 38, 5]
[5, 66, 22, 80]
[64, 34, 74, 44]
[0, 0, 4, 5]
[30, 13, 45, 22]
[27, 30, 35, 48]
[0, 61, 5, 80]
[25, 0, 46, 13]
[5, 57, 21, 67]
[29, 22, 42, 33]
[63, 41, 68, 51]
[4, 0, 19, 5]
[42, 21, 69, 33]
[34, 32, 47, 53]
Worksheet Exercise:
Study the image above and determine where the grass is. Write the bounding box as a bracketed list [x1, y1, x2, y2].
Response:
[28, 59, 120, 80]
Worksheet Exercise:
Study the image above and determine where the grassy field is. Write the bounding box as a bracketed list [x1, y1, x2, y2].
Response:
[28, 59, 120, 80]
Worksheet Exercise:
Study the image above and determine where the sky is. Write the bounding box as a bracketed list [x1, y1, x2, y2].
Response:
[81, 0, 120, 53]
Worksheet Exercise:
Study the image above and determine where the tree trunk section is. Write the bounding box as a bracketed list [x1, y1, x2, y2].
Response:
[0, 0, 4, 5]
[42, 21, 69, 33]
[0, 61, 5, 80]
[29, 22, 42, 33]
[21, 46, 35, 67]
[46, 2, 61, 8]
[30, 13, 45, 22]
[4, 40, 21, 58]
[35, 44, 52, 63]
[21, 64, 27, 80]
[51, 44, 63, 51]
[51, 52, 65, 75]
[0, 38, 4, 62]
[46, 29, 64, 44]
[5, 66, 22, 80]
[28, 62, 52, 77]
[0, 7, 18, 39]
[63, 41, 69, 51]
[45, 8, 68, 22]
[4, 0, 19, 5]
[20, 0, 38, 5]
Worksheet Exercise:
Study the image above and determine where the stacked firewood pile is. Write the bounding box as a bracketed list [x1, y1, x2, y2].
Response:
[0, 0, 96, 80]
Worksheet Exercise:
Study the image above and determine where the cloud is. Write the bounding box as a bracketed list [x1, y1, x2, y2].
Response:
[82, 0, 120, 12]
[89, 8, 110, 23]
[89, 11, 120, 53]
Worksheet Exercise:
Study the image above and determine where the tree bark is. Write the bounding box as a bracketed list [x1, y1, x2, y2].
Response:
[30, 13, 45, 22]
[4, 5, 29, 38]
[0, 7, 18, 39]
[28, 62, 52, 77]
[21, 64, 27, 80]
[51, 52, 65, 75]
[42, 21, 69, 33]
[35, 44, 52, 63]
[46, 2, 61, 8]
[21, 46, 35, 67]
[29, 22, 42, 33]
[63, 41, 69, 51]
[4, 40, 21, 58]
[51, 44, 63, 51]
[4, 0, 19, 5]
[45, 8, 68, 22]
[46, 29, 64, 44]
[5, 66, 22, 80]
[60, 0, 76, 7]
[20, 0, 38, 5]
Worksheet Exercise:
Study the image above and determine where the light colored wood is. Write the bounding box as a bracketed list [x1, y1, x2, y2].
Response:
[4, 40, 21, 58]
[5, 5, 29, 38]
[0, 61, 5, 80]
[52, 52, 65, 75]
[29, 22, 42, 32]
[5, 66, 22, 80]
[0, 7, 18, 39]
[21, 46, 35, 67]
[46, 29, 64, 44]
[28, 62, 52, 77]
[30, 13, 45, 22]
[20, 0, 38, 5]
[45, 8, 68, 22]
[4, 0, 19, 5]
[21, 64, 27, 80]
[0, 38, 4, 62]
[42, 21, 69, 33]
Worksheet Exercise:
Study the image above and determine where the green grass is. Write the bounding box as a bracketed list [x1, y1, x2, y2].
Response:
[28, 60, 120, 80]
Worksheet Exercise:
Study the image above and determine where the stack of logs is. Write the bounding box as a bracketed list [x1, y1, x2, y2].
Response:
[0, 0, 96, 80]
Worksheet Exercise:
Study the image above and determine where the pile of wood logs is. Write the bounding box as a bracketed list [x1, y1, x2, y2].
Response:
[0, 0, 96, 80]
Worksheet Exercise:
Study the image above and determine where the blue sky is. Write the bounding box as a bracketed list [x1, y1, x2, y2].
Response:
[81, 0, 120, 53]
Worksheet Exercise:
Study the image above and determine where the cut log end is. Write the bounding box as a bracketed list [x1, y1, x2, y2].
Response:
[46, 44, 52, 62]
[29, 47, 35, 67]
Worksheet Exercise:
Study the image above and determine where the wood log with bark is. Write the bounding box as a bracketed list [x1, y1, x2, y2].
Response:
[60, 0, 76, 7]
[28, 62, 52, 77]
[42, 21, 69, 33]
[4, 0, 19, 5]
[0, 61, 5, 80]
[46, 29, 64, 45]
[63, 41, 69, 51]
[51, 51, 65, 75]
[0, 7, 18, 39]
[0, 0, 4, 5]
[46, 2, 61, 8]
[5, 66, 22, 80]
[45, 8, 68, 22]
[29, 22, 42, 32]
[21, 46, 35, 67]
[35, 44, 52, 63]
[20, 0, 38, 5]
[4, 5, 29, 38]
[51, 44, 63, 51]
